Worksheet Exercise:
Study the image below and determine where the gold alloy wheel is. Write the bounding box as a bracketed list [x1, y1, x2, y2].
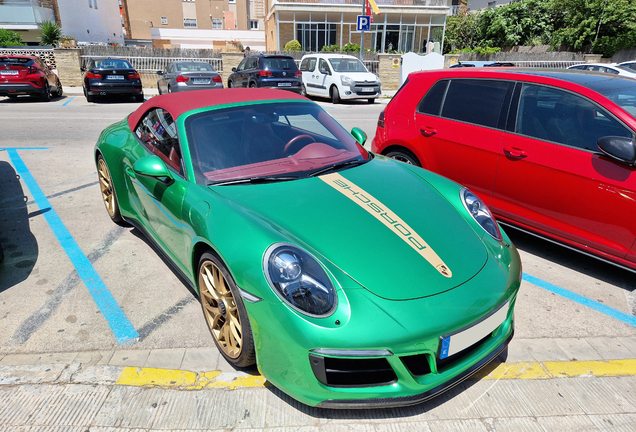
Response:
[199, 260, 243, 359]
[98, 158, 116, 217]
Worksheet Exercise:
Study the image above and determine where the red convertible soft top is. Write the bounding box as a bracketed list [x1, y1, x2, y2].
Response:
[127, 88, 307, 130]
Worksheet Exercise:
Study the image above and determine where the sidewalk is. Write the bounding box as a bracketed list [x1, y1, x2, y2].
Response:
[1, 337, 636, 430]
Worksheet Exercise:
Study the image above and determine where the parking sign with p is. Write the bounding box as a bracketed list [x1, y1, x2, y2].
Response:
[357, 15, 371, 32]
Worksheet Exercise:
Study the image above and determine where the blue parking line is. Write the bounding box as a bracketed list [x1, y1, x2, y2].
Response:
[2, 148, 139, 344]
[62, 96, 75, 106]
[523, 273, 636, 328]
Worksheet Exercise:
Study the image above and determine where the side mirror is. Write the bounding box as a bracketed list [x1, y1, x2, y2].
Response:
[597, 136, 636, 166]
[320, 67, 330, 75]
[133, 156, 174, 185]
[80, 66, 86, 72]
[351, 127, 367, 145]
[232, 67, 237, 72]
[156, 71, 163, 75]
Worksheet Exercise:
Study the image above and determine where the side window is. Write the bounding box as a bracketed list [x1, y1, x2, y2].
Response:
[515, 83, 633, 151]
[319, 58, 330, 73]
[308, 58, 316, 72]
[603, 67, 619, 75]
[417, 79, 448, 116]
[134, 108, 183, 175]
[299, 58, 308, 71]
[237, 58, 247, 71]
[440, 79, 512, 129]
[247, 57, 258, 69]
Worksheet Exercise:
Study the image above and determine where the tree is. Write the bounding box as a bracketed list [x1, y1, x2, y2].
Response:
[38, 21, 62, 47]
[550, 0, 636, 56]
[444, 5, 481, 51]
[0, 29, 26, 47]
[478, 0, 554, 48]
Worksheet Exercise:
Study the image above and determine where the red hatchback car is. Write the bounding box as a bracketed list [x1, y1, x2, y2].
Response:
[372, 68, 636, 271]
[0, 55, 63, 101]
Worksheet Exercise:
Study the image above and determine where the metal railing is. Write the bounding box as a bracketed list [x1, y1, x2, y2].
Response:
[513, 60, 585, 69]
[273, 0, 447, 5]
[80, 56, 223, 73]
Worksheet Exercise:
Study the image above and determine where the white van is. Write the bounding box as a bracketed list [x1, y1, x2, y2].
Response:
[299, 53, 381, 104]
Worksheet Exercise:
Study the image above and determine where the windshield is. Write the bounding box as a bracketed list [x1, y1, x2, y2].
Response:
[329, 58, 368, 73]
[176, 62, 214, 72]
[185, 102, 370, 185]
[95, 59, 133, 69]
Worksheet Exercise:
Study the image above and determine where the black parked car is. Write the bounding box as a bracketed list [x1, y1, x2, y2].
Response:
[227, 54, 302, 93]
[82, 57, 144, 102]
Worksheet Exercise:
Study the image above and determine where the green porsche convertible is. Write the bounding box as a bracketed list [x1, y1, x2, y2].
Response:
[95, 88, 521, 408]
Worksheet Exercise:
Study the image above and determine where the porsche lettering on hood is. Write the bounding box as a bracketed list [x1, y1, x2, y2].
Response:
[215, 160, 488, 300]
[320, 172, 452, 278]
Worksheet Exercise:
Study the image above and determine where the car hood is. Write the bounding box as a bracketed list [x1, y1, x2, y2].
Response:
[212, 158, 488, 300]
[339, 71, 379, 83]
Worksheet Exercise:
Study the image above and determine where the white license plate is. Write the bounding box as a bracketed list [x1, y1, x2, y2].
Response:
[0, 70, 19, 75]
[439, 301, 509, 359]
[361, 87, 374, 92]
[278, 83, 292, 87]
[106, 75, 125, 80]
[193, 78, 210, 84]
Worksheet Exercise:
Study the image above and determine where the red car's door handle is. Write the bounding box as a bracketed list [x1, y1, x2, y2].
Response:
[420, 127, 437, 137]
[504, 146, 528, 158]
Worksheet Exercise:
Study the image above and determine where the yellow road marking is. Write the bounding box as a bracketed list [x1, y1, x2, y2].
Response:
[116, 360, 636, 390]
[319, 172, 452, 277]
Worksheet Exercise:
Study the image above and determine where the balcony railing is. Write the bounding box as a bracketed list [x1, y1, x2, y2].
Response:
[0, 0, 55, 25]
[273, 0, 448, 6]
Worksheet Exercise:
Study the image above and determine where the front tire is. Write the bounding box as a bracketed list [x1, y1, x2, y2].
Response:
[97, 155, 125, 224]
[249, 82, 257, 88]
[227, 80, 233, 88]
[385, 149, 421, 167]
[300, 84, 307, 97]
[331, 86, 340, 104]
[198, 252, 256, 368]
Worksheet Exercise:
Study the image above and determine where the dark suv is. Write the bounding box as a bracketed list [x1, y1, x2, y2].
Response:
[227, 54, 302, 93]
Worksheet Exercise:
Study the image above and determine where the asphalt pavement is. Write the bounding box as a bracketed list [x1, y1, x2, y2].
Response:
[1, 87, 635, 431]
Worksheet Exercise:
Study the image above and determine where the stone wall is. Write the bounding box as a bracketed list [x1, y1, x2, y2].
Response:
[220, 52, 247, 86]
[378, 54, 401, 91]
[53, 48, 83, 87]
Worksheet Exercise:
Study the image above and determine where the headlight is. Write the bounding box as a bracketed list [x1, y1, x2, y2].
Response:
[341, 76, 355, 86]
[460, 188, 502, 241]
[264, 243, 336, 317]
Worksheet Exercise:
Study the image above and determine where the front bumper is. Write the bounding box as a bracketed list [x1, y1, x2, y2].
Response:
[341, 83, 381, 100]
[245, 242, 521, 408]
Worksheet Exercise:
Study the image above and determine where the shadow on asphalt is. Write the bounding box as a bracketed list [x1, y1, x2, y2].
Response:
[505, 226, 636, 291]
[0, 160, 38, 293]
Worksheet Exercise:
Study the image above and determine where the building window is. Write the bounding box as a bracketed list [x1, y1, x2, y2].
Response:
[228, 0, 235, 3]
[184, 18, 197, 28]
[250, 20, 259, 30]
[161, 17, 168, 25]
[296, 23, 337, 52]
[212, 18, 223, 29]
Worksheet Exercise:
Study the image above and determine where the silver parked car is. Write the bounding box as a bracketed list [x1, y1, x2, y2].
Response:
[156, 61, 223, 94]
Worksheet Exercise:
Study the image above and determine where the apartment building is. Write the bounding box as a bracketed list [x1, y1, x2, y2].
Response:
[0, 0, 124, 45]
[121, 0, 266, 49]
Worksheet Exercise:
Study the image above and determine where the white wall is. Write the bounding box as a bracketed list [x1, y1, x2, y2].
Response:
[151, 28, 266, 51]
[400, 52, 444, 85]
[57, 0, 124, 44]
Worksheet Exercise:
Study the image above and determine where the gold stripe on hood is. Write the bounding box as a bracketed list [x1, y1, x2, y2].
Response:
[319, 172, 452, 278]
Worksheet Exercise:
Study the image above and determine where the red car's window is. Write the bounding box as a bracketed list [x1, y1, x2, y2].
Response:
[440, 79, 513, 129]
[515, 83, 633, 151]
[185, 102, 369, 185]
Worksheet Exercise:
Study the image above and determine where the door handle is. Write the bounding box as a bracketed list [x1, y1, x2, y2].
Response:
[125, 166, 136, 178]
[420, 127, 437, 137]
[504, 146, 528, 158]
